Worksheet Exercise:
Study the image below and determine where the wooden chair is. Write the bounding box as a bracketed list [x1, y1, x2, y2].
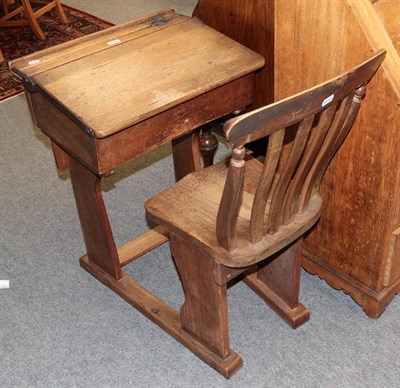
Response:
[145, 50, 385, 377]
[0, 0, 67, 40]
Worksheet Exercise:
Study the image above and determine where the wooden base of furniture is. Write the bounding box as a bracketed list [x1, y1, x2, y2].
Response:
[80, 254, 243, 379]
[303, 250, 400, 318]
[79, 226, 309, 378]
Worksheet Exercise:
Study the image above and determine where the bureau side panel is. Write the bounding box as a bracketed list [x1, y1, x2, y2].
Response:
[193, 0, 275, 109]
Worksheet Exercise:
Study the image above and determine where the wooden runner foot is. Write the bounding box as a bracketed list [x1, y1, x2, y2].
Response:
[244, 272, 310, 329]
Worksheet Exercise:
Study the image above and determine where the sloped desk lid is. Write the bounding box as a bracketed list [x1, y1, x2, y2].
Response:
[10, 9, 265, 138]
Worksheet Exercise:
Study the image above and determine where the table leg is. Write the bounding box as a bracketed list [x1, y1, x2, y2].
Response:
[64, 130, 211, 281]
[51, 142, 69, 172]
[67, 155, 122, 280]
[172, 131, 201, 181]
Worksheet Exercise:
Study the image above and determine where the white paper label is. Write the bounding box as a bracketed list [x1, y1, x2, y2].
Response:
[322, 94, 334, 107]
[107, 39, 121, 46]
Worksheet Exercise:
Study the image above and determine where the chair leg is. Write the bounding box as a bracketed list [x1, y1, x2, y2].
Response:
[244, 239, 310, 329]
[54, 0, 68, 23]
[2, 0, 9, 15]
[21, 0, 45, 40]
[169, 232, 232, 360]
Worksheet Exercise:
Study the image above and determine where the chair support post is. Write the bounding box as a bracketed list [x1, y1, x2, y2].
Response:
[244, 239, 310, 329]
[170, 232, 232, 360]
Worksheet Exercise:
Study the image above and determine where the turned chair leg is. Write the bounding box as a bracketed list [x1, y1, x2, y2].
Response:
[169, 232, 231, 359]
[244, 239, 310, 329]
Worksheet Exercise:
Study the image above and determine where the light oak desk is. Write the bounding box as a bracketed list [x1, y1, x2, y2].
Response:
[10, 9, 264, 375]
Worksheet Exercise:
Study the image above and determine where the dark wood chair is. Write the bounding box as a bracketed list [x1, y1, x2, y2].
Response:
[145, 50, 385, 378]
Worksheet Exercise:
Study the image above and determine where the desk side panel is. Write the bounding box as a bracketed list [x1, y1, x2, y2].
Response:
[29, 93, 100, 173]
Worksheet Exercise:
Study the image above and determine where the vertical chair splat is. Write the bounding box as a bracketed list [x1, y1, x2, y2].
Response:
[299, 87, 366, 211]
[282, 103, 338, 224]
[266, 115, 314, 234]
[250, 129, 285, 244]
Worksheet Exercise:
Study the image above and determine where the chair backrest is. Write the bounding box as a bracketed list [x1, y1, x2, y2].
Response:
[216, 50, 386, 252]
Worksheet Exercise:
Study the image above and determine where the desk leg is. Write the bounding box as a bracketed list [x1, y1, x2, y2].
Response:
[172, 132, 201, 181]
[67, 155, 122, 280]
[51, 142, 69, 172]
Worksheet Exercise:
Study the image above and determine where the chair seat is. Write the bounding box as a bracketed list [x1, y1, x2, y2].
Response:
[146, 156, 322, 268]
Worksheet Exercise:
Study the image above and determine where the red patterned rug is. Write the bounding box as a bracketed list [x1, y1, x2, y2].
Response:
[0, 3, 113, 102]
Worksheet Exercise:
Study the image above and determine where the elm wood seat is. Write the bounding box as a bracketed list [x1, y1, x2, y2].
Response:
[0, 0, 67, 40]
[145, 50, 385, 378]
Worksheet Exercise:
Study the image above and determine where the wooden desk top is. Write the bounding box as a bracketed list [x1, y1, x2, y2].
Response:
[10, 9, 264, 139]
